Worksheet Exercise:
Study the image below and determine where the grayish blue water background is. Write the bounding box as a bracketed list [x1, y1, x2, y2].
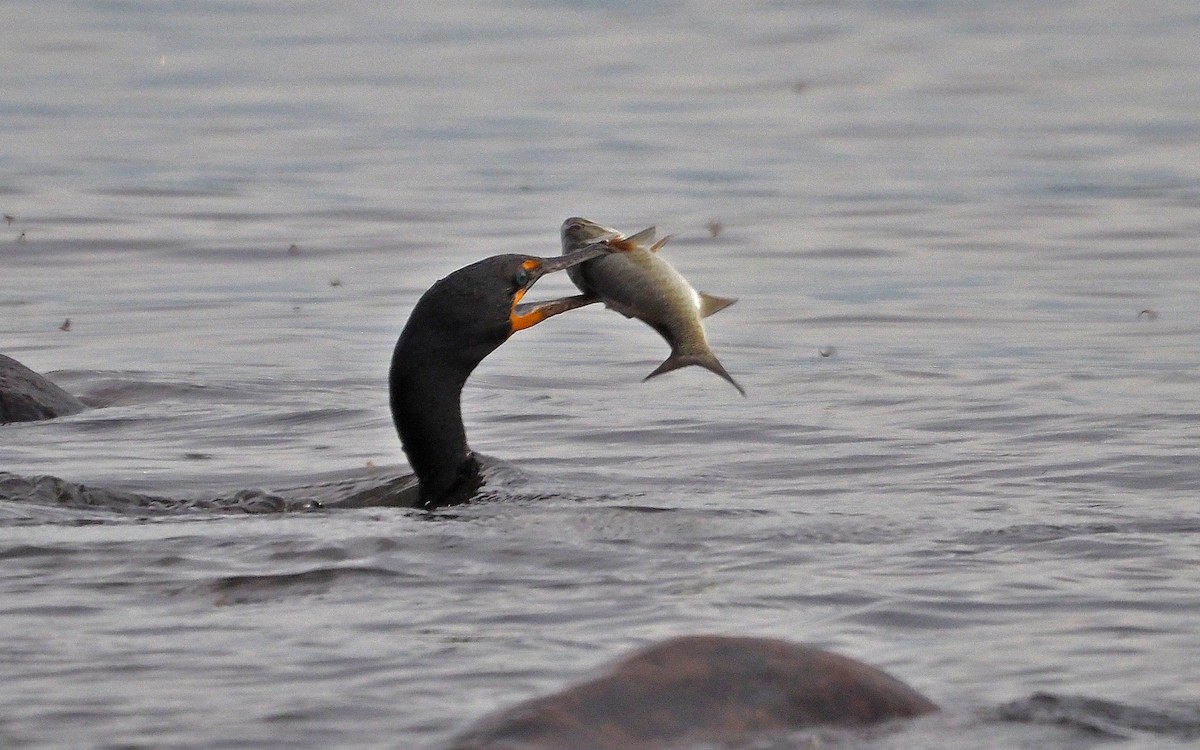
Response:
[2, 1, 1199, 747]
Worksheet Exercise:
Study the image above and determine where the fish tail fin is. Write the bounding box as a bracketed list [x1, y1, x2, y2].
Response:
[643, 352, 746, 396]
[611, 226, 656, 251]
[697, 292, 737, 318]
[648, 234, 675, 253]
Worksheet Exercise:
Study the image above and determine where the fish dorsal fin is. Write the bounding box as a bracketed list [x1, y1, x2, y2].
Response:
[611, 225, 656, 251]
[649, 234, 675, 253]
[625, 226, 656, 244]
[698, 292, 737, 318]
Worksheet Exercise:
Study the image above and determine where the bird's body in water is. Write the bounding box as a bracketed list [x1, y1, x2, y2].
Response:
[561, 217, 744, 395]
[389, 247, 611, 508]
[448, 635, 937, 750]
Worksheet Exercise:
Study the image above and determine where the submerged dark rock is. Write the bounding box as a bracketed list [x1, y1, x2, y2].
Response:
[0, 354, 87, 424]
[999, 691, 1200, 740]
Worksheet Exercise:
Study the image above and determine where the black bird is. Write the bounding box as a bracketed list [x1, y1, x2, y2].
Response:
[1, 247, 608, 509]
[389, 247, 607, 509]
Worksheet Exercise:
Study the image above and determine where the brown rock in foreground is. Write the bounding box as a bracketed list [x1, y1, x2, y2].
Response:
[449, 635, 937, 750]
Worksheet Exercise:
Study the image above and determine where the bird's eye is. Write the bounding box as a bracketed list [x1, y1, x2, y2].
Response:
[514, 268, 529, 287]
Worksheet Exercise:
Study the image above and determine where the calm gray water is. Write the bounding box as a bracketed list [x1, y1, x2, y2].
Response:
[3, 1, 1200, 748]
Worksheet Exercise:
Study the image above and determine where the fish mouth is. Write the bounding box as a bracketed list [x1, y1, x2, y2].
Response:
[509, 244, 608, 331]
[561, 217, 623, 248]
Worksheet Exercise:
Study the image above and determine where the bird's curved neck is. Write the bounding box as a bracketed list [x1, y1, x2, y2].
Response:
[389, 339, 483, 508]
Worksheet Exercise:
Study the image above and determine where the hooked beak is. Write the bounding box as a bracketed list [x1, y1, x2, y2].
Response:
[510, 242, 609, 332]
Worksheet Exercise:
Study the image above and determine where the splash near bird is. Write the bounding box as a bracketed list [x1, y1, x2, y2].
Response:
[560, 217, 744, 395]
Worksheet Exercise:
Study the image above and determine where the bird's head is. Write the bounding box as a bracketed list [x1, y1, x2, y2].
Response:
[395, 245, 609, 378]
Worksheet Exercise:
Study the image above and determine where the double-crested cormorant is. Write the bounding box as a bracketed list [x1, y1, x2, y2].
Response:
[390, 247, 607, 509]
[0, 248, 606, 507]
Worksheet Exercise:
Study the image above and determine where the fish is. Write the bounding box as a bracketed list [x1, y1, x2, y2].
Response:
[560, 217, 744, 395]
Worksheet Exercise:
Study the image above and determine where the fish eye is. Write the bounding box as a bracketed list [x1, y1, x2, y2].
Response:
[514, 267, 529, 287]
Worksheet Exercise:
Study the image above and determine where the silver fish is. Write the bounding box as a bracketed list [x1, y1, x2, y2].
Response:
[561, 217, 744, 395]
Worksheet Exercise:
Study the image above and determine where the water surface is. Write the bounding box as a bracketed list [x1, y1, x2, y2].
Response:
[3, 1, 1199, 748]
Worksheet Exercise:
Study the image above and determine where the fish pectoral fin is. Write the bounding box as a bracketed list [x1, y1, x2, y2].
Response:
[643, 352, 746, 397]
[603, 301, 640, 319]
[648, 234, 675, 253]
[698, 292, 737, 318]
